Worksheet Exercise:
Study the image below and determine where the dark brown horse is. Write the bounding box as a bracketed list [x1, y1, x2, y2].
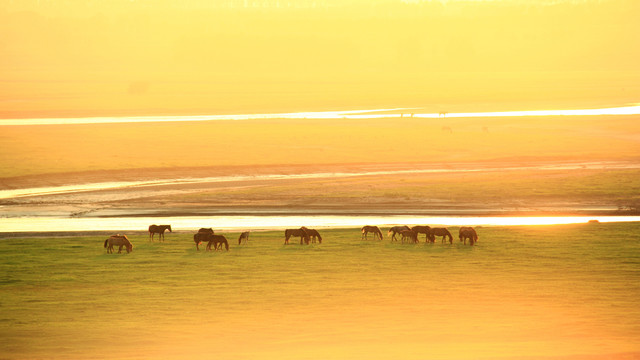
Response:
[387, 225, 410, 242]
[430, 227, 453, 244]
[148, 224, 172, 242]
[238, 231, 250, 245]
[411, 225, 433, 242]
[361, 225, 383, 241]
[104, 234, 133, 254]
[459, 227, 478, 246]
[284, 228, 310, 245]
[302, 227, 322, 244]
[400, 230, 418, 244]
[206, 234, 229, 251]
[194, 228, 214, 251]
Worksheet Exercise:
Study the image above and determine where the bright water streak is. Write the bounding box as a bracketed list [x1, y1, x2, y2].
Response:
[1, 104, 639, 125]
[1, 215, 639, 233]
[1, 161, 637, 200]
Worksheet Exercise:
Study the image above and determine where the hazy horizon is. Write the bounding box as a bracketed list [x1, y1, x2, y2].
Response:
[2, 0, 639, 118]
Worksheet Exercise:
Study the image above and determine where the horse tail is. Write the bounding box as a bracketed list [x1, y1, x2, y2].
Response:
[104, 239, 108, 248]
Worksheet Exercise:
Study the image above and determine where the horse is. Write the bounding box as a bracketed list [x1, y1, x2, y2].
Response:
[302, 227, 322, 244]
[459, 227, 478, 246]
[194, 228, 214, 251]
[206, 234, 229, 251]
[104, 234, 133, 254]
[148, 224, 172, 242]
[400, 230, 418, 244]
[387, 225, 410, 242]
[284, 228, 310, 245]
[361, 225, 383, 241]
[430, 227, 453, 244]
[238, 231, 250, 245]
[411, 225, 433, 242]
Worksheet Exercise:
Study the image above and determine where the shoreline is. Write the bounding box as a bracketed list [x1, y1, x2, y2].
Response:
[2, 213, 638, 239]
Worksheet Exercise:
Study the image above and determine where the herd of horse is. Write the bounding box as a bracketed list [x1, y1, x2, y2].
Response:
[364, 225, 478, 245]
[104, 223, 478, 254]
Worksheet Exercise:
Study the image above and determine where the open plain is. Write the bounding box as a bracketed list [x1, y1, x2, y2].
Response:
[1, 224, 639, 360]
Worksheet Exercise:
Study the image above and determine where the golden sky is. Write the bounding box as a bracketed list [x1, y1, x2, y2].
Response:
[1, 0, 639, 118]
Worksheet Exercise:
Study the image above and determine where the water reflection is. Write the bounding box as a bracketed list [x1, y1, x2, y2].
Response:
[1, 215, 638, 233]
[1, 105, 639, 126]
[2, 161, 638, 200]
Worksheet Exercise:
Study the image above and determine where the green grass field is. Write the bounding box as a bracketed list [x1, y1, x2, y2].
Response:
[1, 224, 639, 359]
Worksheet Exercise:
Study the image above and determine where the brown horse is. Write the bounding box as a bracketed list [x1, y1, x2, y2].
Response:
[361, 225, 383, 241]
[284, 228, 310, 245]
[387, 225, 410, 242]
[104, 234, 133, 254]
[238, 231, 250, 245]
[400, 230, 418, 244]
[206, 234, 229, 251]
[411, 225, 433, 242]
[302, 228, 322, 244]
[148, 224, 172, 242]
[194, 228, 214, 251]
[430, 227, 453, 244]
[459, 227, 478, 246]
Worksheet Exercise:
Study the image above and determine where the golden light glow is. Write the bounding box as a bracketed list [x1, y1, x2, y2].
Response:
[1, 0, 639, 118]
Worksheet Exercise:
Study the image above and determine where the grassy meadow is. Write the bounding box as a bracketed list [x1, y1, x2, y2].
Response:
[1, 223, 639, 359]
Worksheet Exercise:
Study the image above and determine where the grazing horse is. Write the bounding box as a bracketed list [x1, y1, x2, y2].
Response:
[411, 225, 433, 242]
[302, 228, 322, 244]
[148, 224, 172, 242]
[361, 225, 383, 241]
[194, 228, 214, 251]
[430, 227, 453, 244]
[104, 234, 133, 254]
[387, 225, 410, 242]
[238, 231, 250, 245]
[284, 228, 310, 245]
[400, 230, 418, 244]
[206, 234, 229, 251]
[459, 227, 478, 246]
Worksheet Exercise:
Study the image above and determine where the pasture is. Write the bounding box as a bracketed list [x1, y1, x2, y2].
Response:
[1, 223, 639, 359]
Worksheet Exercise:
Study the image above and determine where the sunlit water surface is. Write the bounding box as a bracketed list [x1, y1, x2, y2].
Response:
[1, 104, 639, 125]
[1, 161, 638, 200]
[1, 215, 639, 233]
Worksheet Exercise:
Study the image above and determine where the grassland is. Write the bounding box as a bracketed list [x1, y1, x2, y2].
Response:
[1, 224, 639, 359]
